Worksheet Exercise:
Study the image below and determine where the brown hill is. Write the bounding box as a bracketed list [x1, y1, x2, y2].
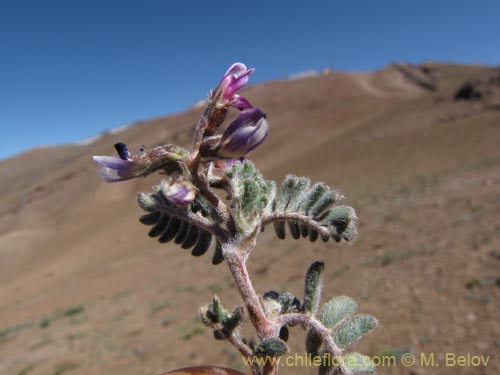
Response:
[1, 63, 499, 375]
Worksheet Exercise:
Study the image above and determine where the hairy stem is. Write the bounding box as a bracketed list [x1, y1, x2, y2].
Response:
[260, 212, 331, 238]
[189, 152, 235, 228]
[225, 332, 260, 375]
[263, 361, 279, 375]
[192, 103, 212, 149]
[155, 205, 229, 243]
[224, 241, 277, 340]
[277, 314, 352, 375]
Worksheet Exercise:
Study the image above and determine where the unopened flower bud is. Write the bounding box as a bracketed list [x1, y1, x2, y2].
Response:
[160, 177, 196, 207]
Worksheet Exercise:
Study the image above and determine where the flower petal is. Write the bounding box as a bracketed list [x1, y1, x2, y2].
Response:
[212, 63, 255, 104]
[98, 167, 131, 183]
[224, 62, 248, 77]
[92, 155, 130, 169]
[222, 126, 260, 153]
[223, 108, 266, 138]
[233, 95, 253, 110]
[224, 69, 254, 98]
[218, 108, 269, 158]
[245, 119, 269, 154]
[225, 119, 268, 156]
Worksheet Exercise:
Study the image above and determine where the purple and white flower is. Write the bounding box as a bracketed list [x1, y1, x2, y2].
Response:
[218, 108, 269, 159]
[161, 178, 196, 207]
[92, 143, 138, 183]
[93, 143, 188, 183]
[92, 155, 137, 183]
[212, 63, 255, 110]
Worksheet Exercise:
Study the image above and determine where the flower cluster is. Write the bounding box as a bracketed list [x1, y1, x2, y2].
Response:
[93, 62, 269, 183]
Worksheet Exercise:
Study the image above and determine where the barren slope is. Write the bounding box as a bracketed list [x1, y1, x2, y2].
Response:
[1, 63, 499, 375]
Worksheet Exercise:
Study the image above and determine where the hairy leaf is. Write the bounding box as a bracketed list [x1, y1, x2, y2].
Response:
[334, 314, 379, 349]
[181, 225, 200, 249]
[226, 160, 277, 234]
[191, 230, 212, 256]
[277, 175, 299, 210]
[309, 228, 319, 242]
[344, 352, 376, 374]
[305, 330, 322, 357]
[159, 216, 180, 243]
[139, 211, 161, 225]
[212, 242, 224, 265]
[213, 329, 226, 340]
[287, 177, 311, 211]
[277, 292, 301, 314]
[310, 191, 337, 217]
[279, 326, 289, 342]
[138, 191, 223, 263]
[321, 206, 358, 242]
[320, 296, 358, 329]
[149, 214, 170, 237]
[302, 261, 324, 315]
[223, 306, 245, 332]
[199, 305, 213, 327]
[253, 338, 287, 358]
[174, 221, 190, 244]
[288, 221, 301, 239]
[212, 295, 230, 323]
[138, 192, 158, 212]
[268, 175, 355, 244]
[302, 183, 329, 214]
[274, 221, 286, 239]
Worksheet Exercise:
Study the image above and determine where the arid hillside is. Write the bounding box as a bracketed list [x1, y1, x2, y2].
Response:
[1, 63, 499, 375]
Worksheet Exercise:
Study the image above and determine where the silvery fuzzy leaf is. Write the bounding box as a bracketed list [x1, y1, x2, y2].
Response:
[302, 261, 324, 315]
[320, 296, 358, 329]
[334, 314, 379, 349]
[343, 352, 376, 374]
[265, 175, 356, 244]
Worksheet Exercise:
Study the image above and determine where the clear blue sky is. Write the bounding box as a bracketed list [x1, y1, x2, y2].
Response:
[1, 0, 498, 160]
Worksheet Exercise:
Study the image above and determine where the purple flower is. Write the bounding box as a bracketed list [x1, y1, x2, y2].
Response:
[218, 108, 269, 159]
[233, 95, 253, 110]
[161, 178, 196, 207]
[212, 63, 255, 109]
[93, 143, 188, 183]
[92, 155, 138, 183]
[92, 142, 138, 182]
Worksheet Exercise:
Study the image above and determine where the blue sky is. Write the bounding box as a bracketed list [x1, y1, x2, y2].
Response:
[1, 0, 499, 160]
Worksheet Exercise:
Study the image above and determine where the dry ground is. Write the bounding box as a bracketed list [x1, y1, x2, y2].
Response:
[1, 63, 499, 375]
